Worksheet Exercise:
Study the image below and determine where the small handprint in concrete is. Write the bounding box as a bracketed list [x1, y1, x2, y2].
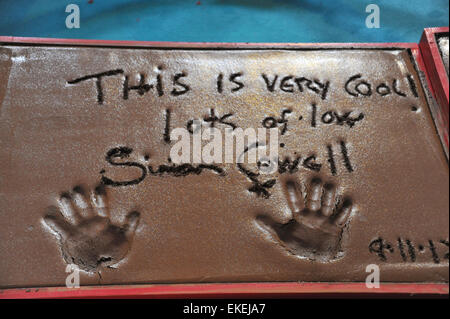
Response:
[256, 177, 355, 262]
[43, 185, 140, 272]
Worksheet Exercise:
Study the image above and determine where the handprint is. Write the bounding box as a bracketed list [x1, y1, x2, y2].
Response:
[43, 184, 140, 272]
[256, 177, 354, 262]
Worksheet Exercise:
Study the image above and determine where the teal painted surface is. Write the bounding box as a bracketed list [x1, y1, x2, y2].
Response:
[0, 0, 448, 43]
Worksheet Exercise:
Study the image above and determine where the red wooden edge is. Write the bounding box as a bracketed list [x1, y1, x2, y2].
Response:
[0, 36, 447, 299]
[419, 28, 449, 133]
[0, 35, 418, 49]
[0, 282, 448, 299]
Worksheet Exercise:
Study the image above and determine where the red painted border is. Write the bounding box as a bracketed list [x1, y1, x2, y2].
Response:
[0, 36, 418, 49]
[419, 28, 449, 148]
[0, 283, 448, 299]
[0, 36, 447, 298]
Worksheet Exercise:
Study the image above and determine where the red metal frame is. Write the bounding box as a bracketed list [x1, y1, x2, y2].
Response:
[0, 36, 448, 298]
